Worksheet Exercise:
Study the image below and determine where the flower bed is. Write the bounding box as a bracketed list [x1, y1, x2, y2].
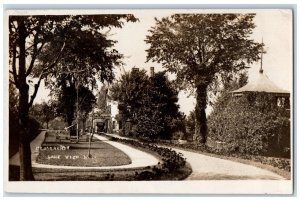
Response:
[108, 136, 190, 180]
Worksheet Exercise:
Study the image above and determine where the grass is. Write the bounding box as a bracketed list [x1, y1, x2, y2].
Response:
[35, 132, 131, 167]
[10, 132, 192, 181]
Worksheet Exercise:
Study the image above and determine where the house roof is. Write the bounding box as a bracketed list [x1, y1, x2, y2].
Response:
[232, 70, 290, 95]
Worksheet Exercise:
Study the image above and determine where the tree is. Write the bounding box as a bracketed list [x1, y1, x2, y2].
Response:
[185, 110, 195, 140]
[110, 69, 183, 140]
[30, 101, 56, 129]
[55, 85, 96, 135]
[148, 71, 183, 139]
[9, 14, 137, 180]
[208, 91, 290, 157]
[110, 69, 150, 135]
[210, 71, 248, 111]
[145, 14, 263, 143]
[78, 87, 97, 133]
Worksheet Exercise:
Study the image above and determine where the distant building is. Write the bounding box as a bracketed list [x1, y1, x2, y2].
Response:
[150, 67, 155, 77]
[132, 67, 139, 73]
[86, 85, 117, 134]
[232, 61, 290, 110]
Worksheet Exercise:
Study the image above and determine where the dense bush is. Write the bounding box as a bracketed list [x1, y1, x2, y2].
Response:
[110, 70, 184, 141]
[134, 111, 164, 141]
[207, 92, 290, 157]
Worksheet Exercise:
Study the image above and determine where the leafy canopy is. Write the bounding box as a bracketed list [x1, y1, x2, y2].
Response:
[145, 14, 263, 90]
[110, 69, 183, 140]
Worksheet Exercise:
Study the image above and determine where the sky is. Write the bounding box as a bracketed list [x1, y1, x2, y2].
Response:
[33, 9, 293, 116]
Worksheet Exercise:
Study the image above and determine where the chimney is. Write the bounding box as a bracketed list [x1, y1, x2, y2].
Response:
[150, 67, 154, 77]
[132, 67, 139, 73]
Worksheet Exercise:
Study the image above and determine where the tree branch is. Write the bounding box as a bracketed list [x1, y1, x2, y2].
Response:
[28, 74, 43, 108]
[28, 42, 66, 107]
[11, 40, 19, 88]
[40, 42, 66, 76]
[9, 79, 17, 86]
[25, 31, 45, 77]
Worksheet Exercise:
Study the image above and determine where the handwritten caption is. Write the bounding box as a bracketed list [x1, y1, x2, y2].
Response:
[46, 155, 96, 160]
[36, 145, 96, 160]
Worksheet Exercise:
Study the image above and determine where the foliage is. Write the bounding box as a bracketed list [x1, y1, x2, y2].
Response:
[30, 101, 56, 129]
[145, 14, 263, 143]
[185, 110, 195, 140]
[149, 72, 185, 138]
[108, 136, 188, 180]
[110, 70, 183, 140]
[78, 86, 97, 118]
[54, 85, 96, 134]
[48, 117, 68, 130]
[134, 108, 164, 140]
[110, 69, 150, 121]
[9, 14, 137, 180]
[97, 85, 110, 114]
[208, 91, 290, 156]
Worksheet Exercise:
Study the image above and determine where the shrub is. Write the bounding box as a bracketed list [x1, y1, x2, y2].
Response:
[107, 136, 187, 179]
[133, 108, 164, 141]
[207, 92, 290, 157]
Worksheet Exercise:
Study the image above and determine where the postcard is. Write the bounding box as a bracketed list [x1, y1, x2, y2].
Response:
[4, 8, 293, 194]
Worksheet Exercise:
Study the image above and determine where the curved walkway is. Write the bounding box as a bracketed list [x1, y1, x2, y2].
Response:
[9, 132, 159, 170]
[106, 134, 285, 180]
[173, 148, 285, 180]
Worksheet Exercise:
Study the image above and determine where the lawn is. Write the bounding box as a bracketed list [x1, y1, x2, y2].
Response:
[10, 132, 192, 181]
[35, 132, 131, 167]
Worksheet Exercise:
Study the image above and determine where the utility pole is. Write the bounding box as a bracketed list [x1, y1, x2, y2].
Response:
[88, 109, 94, 158]
[76, 65, 79, 142]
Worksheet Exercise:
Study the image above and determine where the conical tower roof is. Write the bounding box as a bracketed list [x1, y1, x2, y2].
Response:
[232, 70, 290, 96]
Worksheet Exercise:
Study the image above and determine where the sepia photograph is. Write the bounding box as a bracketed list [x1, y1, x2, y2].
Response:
[4, 8, 293, 194]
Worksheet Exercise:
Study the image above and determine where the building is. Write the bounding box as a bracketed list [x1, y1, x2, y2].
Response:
[230, 64, 291, 156]
[232, 67, 290, 110]
[86, 85, 116, 134]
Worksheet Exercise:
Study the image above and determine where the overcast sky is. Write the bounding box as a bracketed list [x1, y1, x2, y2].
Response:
[33, 9, 293, 115]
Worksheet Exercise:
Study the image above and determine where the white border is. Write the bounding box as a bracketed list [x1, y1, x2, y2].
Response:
[1, 3, 297, 197]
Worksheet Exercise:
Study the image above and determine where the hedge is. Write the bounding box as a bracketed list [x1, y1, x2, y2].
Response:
[207, 92, 290, 157]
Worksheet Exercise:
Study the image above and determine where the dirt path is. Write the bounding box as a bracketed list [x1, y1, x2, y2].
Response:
[172, 148, 285, 180]
[106, 134, 285, 180]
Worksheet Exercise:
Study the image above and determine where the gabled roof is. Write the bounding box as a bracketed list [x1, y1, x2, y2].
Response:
[232, 70, 290, 95]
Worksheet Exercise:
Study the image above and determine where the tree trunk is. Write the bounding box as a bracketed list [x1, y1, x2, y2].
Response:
[194, 84, 208, 144]
[18, 18, 34, 181]
[67, 116, 75, 137]
[82, 118, 85, 134]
